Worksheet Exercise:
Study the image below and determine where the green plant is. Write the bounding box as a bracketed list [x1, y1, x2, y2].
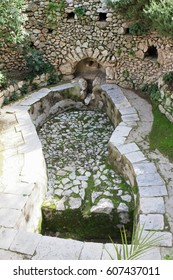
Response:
[163, 253, 173, 260]
[46, 0, 65, 29]
[163, 72, 173, 83]
[117, 47, 122, 56]
[142, 83, 161, 101]
[149, 104, 173, 162]
[3, 97, 10, 105]
[74, 6, 86, 18]
[47, 73, 60, 85]
[31, 83, 38, 91]
[9, 91, 18, 102]
[123, 69, 130, 79]
[145, 0, 173, 37]
[103, 0, 173, 38]
[0, 0, 27, 46]
[129, 21, 150, 36]
[20, 84, 28, 96]
[128, 48, 135, 57]
[107, 224, 163, 260]
[24, 47, 54, 77]
[0, 71, 8, 89]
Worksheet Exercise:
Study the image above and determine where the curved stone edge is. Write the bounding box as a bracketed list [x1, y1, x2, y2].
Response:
[0, 82, 172, 260]
[101, 84, 172, 250]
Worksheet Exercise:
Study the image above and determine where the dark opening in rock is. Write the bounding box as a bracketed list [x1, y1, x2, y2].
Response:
[48, 28, 53, 34]
[99, 13, 107, 21]
[144, 45, 158, 59]
[67, 12, 75, 20]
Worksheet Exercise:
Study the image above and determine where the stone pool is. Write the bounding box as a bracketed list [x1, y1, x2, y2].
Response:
[39, 109, 134, 242]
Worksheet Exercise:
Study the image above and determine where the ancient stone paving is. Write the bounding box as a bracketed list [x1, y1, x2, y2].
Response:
[39, 110, 134, 240]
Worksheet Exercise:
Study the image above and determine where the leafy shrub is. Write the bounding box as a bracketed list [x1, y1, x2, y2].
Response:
[46, 0, 65, 29]
[141, 83, 161, 101]
[144, 0, 173, 37]
[0, 71, 8, 89]
[129, 21, 150, 36]
[3, 97, 10, 105]
[24, 47, 54, 77]
[0, 0, 27, 46]
[31, 83, 38, 90]
[47, 73, 60, 85]
[103, 0, 173, 37]
[20, 84, 28, 96]
[74, 6, 86, 17]
[163, 72, 173, 83]
[9, 91, 18, 102]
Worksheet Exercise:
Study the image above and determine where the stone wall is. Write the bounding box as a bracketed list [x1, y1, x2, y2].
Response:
[1, 0, 173, 89]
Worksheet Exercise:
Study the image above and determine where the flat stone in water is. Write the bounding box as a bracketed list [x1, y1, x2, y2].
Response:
[90, 198, 114, 214]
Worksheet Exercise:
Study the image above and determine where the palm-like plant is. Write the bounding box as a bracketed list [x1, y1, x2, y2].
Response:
[108, 224, 163, 260]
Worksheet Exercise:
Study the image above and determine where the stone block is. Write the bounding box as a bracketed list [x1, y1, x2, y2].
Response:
[102, 244, 121, 260]
[139, 214, 164, 230]
[140, 197, 165, 214]
[138, 247, 161, 260]
[0, 193, 28, 210]
[117, 143, 140, 155]
[0, 249, 25, 260]
[4, 182, 35, 196]
[121, 114, 140, 122]
[32, 236, 83, 260]
[136, 173, 165, 187]
[0, 209, 22, 228]
[80, 242, 103, 260]
[139, 185, 167, 197]
[113, 125, 132, 137]
[10, 231, 42, 255]
[0, 228, 17, 250]
[133, 162, 157, 175]
[119, 107, 137, 115]
[143, 231, 172, 247]
[125, 151, 146, 163]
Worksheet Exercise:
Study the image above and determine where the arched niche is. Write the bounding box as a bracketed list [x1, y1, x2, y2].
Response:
[75, 58, 106, 87]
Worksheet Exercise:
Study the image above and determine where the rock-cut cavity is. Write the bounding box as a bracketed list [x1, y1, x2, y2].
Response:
[39, 109, 135, 242]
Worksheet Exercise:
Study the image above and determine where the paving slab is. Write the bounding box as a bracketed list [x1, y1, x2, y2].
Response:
[136, 173, 165, 187]
[33, 236, 83, 260]
[0, 193, 28, 210]
[10, 231, 42, 255]
[139, 185, 167, 197]
[117, 143, 140, 155]
[0, 208, 22, 228]
[0, 249, 26, 260]
[139, 214, 164, 230]
[140, 197, 165, 214]
[79, 242, 103, 260]
[133, 162, 157, 175]
[0, 228, 18, 250]
[125, 151, 146, 163]
[102, 244, 121, 260]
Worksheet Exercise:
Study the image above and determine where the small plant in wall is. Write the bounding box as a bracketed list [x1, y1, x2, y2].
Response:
[0, 71, 8, 89]
[74, 6, 86, 18]
[46, 0, 65, 29]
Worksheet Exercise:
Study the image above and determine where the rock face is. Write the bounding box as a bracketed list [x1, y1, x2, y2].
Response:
[1, 0, 173, 88]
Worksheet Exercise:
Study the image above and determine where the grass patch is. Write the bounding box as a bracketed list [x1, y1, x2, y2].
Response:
[149, 104, 173, 161]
